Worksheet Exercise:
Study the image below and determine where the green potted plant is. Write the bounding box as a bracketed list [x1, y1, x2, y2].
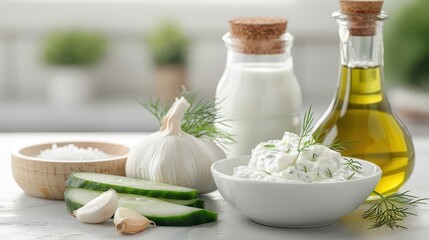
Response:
[146, 21, 189, 102]
[385, 0, 429, 119]
[42, 29, 106, 104]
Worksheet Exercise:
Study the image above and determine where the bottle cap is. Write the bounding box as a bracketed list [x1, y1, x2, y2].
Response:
[228, 17, 288, 54]
[339, 0, 383, 36]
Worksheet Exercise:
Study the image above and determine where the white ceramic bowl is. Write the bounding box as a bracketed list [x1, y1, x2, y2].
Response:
[211, 156, 381, 228]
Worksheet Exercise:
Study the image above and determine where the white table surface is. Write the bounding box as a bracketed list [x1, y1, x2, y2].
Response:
[0, 133, 428, 240]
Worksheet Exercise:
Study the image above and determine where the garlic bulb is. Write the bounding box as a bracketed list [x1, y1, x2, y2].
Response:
[126, 97, 226, 193]
[114, 207, 155, 234]
[73, 189, 118, 224]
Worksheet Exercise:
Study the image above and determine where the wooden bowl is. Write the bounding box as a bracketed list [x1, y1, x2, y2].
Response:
[11, 141, 129, 200]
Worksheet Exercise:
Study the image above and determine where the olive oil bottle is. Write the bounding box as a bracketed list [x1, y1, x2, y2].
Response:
[315, 0, 415, 196]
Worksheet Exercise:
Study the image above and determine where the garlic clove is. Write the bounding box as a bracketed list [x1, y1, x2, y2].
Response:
[73, 189, 118, 224]
[114, 207, 156, 234]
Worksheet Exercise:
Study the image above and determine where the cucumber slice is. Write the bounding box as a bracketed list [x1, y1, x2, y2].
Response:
[65, 187, 204, 208]
[165, 198, 205, 209]
[66, 172, 198, 200]
[65, 188, 217, 226]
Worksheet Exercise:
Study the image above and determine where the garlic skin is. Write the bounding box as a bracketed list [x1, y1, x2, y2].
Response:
[114, 207, 155, 234]
[126, 97, 226, 193]
[73, 189, 118, 224]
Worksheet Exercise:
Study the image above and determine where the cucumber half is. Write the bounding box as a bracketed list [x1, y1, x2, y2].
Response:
[65, 188, 217, 226]
[65, 187, 204, 208]
[66, 172, 198, 200]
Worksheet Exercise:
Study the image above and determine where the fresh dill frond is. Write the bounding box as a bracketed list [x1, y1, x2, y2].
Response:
[363, 191, 428, 229]
[293, 106, 356, 172]
[139, 96, 170, 123]
[295, 106, 319, 159]
[347, 172, 355, 180]
[298, 139, 317, 152]
[264, 144, 276, 149]
[297, 106, 351, 153]
[312, 127, 327, 145]
[313, 127, 354, 152]
[294, 106, 326, 163]
[343, 158, 363, 172]
[326, 168, 332, 178]
[139, 89, 234, 145]
[329, 138, 355, 152]
[262, 170, 272, 175]
[302, 107, 354, 152]
[297, 105, 314, 150]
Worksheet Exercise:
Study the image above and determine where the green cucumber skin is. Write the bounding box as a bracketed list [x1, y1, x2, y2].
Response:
[147, 210, 217, 226]
[65, 189, 217, 226]
[66, 187, 204, 208]
[163, 197, 205, 208]
[66, 172, 198, 200]
[189, 199, 204, 209]
[65, 197, 84, 215]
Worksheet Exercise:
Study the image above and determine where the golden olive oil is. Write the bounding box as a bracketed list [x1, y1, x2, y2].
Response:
[316, 66, 415, 196]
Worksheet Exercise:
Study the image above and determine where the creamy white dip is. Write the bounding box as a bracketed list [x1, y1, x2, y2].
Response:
[233, 132, 364, 183]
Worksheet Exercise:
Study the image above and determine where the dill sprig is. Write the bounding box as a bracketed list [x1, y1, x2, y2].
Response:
[264, 144, 276, 149]
[139, 90, 234, 145]
[330, 138, 356, 152]
[343, 158, 363, 172]
[363, 191, 428, 229]
[326, 168, 332, 178]
[295, 106, 320, 162]
[297, 106, 315, 151]
[297, 106, 352, 154]
[140, 96, 171, 124]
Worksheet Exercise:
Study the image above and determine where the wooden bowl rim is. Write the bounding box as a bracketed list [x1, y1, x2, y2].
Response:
[12, 141, 129, 163]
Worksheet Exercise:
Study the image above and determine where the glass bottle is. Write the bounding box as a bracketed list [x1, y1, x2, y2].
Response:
[315, 4, 415, 196]
[216, 18, 302, 157]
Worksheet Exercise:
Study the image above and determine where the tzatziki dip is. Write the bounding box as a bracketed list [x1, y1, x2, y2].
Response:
[233, 132, 364, 183]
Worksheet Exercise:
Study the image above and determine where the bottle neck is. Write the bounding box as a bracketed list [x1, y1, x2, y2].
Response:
[226, 50, 291, 65]
[338, 21, 384, 68]
[334, 12, 389, 105]
[223, 32, 293, 65]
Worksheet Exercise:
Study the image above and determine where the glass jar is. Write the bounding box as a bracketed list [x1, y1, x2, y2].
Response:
[315, 7, 415, 196]
[216, 18, 302, 157]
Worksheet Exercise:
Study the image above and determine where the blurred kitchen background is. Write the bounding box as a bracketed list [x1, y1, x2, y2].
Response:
[0, 0, 428, 135]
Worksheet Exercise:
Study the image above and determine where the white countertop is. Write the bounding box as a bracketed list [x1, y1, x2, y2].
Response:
[0, 133, 428, 240]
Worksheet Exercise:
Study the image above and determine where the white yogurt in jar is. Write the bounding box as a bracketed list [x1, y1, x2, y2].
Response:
[233, 132, 365, 183]
[216, 60, 302, 157]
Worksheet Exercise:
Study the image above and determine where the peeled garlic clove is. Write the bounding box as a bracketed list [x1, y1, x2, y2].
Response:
[114, 207, 156, 234]
[73, 189, 118, 224]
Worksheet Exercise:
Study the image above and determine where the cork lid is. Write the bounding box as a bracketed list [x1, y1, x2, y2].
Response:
[339, 0, 384, 36]
[229, 17, 287, 39]
[340, 0, 383, 15]
[228, 17, 288, 54]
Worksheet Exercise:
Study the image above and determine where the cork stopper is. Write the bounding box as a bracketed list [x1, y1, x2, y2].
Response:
[339, 0, 383, 36]
[228, 17, 288, 54]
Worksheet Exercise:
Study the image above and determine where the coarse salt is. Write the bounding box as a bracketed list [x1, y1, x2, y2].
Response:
[36, 144, 112, 160]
